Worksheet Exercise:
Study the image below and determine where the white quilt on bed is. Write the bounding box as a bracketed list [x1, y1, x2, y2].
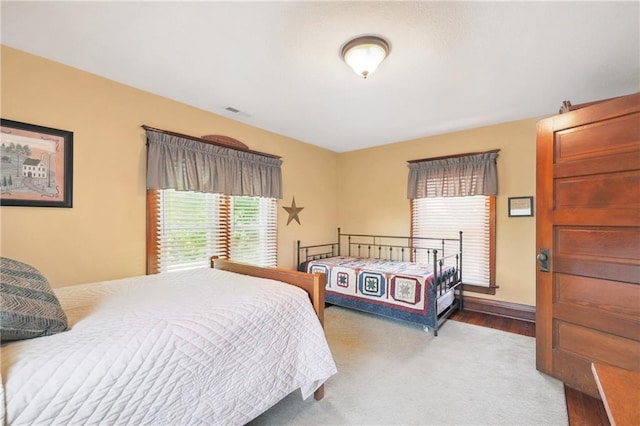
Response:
[1, 268, 337, 425]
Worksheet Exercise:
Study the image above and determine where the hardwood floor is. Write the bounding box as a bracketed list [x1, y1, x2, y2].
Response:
[449, 310, 610, 426]
[449, 308, 536, 337]
[564, 386, 610, 426]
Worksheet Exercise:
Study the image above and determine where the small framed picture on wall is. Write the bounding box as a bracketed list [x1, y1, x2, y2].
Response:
[508, 196, 534, 217]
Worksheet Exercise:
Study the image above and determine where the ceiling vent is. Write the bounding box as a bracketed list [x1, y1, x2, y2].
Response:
[224, 106, 252, 118]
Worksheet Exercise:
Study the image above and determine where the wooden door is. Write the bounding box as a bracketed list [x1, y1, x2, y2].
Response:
[536, 92, 640, 398]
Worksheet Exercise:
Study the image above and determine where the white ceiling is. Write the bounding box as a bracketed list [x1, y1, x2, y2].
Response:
[2, 1, 639, 153]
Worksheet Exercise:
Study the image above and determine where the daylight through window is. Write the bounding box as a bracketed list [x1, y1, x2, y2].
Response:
[412, 195, 495, 287]
[148, 189, 277, 273]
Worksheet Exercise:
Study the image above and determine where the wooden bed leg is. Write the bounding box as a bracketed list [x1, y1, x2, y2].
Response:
[314, 384, 325, 400]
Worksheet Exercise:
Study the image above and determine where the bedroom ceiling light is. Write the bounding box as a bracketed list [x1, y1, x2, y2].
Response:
[341, 35, 390, 79]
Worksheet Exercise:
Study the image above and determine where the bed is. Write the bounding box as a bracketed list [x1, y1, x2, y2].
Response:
[297, 229, 463, 335]
[0, 257, 337, 425]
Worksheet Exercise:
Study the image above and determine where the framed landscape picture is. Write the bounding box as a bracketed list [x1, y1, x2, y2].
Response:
[0, 119, 73, 207]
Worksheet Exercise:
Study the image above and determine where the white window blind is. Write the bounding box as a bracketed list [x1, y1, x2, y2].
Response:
[151, 189, 276, 273]
[412, 195, 491, 286]
[230, 196, 277, 267]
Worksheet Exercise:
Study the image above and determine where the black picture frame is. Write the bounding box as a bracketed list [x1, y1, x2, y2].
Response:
[508, 196, 534, 217]
[1, 119, 73, 207]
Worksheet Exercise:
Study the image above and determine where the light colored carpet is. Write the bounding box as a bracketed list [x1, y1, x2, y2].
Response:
[250, 306, 568, 426]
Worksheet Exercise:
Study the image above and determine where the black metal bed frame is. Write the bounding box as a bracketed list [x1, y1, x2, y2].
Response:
[296, 228, 463, 335]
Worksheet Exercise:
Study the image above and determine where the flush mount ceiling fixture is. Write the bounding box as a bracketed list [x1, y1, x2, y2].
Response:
[341, 35, 390, 79]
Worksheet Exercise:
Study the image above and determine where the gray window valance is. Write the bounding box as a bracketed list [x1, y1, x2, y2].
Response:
[146, 129, 283, 199]
[407, 151, 498, 199]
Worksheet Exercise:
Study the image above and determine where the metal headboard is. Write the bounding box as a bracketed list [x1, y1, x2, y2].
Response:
[297, 228, 462, 271]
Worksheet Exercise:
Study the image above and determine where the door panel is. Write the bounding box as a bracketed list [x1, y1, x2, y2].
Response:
[554, 257, 639, 285]
[556, 227, 640, 261]
[553, 325, 640, 394]
[555, 274, 640, 318]
[554, 151, 640, 178]
[536, 92, 640, 398]
[555, 171, 640, 210]
[556, 113, 639, 161]
[555, 322, 640, 370]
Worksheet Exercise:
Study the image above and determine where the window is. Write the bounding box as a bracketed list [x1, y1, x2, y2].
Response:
[144, 128, 282, 274]
[411, 195, 495, 289]
[229, 195, 278, 266]
[147, 189, 277, 273]
[407, 150, 498, 292]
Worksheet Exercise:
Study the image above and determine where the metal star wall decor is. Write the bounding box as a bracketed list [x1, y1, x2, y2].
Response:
[283, 197, 304, 225]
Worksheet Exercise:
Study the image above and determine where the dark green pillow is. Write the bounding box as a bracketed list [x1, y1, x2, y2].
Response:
[1, 257, 68, 342]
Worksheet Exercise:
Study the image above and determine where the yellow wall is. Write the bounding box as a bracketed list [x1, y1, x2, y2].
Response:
[0, 46, 338, 287]
[337, 120, 538, 305]
[1, 46, 540, 306]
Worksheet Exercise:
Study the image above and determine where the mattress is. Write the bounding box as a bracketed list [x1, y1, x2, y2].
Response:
[437, 288, 455, 315]
[1, 268, 337, 425]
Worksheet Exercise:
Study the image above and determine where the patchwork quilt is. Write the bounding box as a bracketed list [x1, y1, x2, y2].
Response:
[307, 256, 456, 327]
[1, 268, 337, 425]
